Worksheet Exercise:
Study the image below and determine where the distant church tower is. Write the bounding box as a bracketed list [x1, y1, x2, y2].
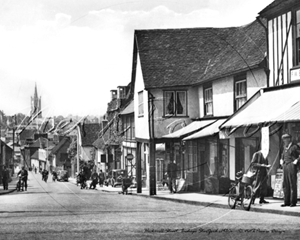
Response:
[31, 83, 42, 118]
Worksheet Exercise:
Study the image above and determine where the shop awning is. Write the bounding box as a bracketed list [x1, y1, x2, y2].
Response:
[162, 120, 215, 139]
[221, 86, 300, 129]
[183, 119, 226, 140]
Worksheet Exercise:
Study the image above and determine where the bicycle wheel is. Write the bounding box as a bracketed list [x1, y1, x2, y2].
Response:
[242, 185, 253, 211]
[228, 186, 237, 209]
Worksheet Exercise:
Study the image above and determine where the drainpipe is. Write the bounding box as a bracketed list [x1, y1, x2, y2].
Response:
[148, 91, 156, 195]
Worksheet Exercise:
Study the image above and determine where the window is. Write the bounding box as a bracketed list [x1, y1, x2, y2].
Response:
[204, 84, 213, 116]
[295, 9, 300, 66]
[164, 91, 187, 116]
[235, 79, 247, 111]
[138, 91, 144, 117]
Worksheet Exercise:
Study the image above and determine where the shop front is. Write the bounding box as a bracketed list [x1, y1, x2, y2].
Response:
[183, 119, 230, 194]
[220, 84, 300, 198]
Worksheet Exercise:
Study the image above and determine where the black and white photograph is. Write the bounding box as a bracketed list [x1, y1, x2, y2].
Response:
[0, 0, 300, 239]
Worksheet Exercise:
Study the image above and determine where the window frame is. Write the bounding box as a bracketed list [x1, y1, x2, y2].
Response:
[138, 91, 144, 117]
[234, 75, 247, 111]
[293, 8, 300, 67]
[203, 83, 213, 116]
[163, 90, 188, 117]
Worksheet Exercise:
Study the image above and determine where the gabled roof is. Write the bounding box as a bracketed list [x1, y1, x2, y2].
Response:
[19, 129, 36, 141]
[80, 123, 102, 147]
[29, 137, 51, 149]
[135, 19, 266, 89]
[259, 0, 300, 18]
[51, 137, 71, 155]
[119, 100, 134, 115]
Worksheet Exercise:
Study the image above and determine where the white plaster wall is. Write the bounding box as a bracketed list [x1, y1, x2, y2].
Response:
[198, 68, 267, 118]
[134, 54, 150, 140]
[247, 68, 267, 98]
[198, 85, 204, 118]
[213, 77, 234, 116]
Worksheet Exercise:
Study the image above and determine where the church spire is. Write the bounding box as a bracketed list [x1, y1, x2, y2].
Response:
[34, 82, 38, 100]
[31, 82, 42, 118]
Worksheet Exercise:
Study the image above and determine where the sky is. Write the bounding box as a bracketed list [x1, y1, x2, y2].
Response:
[0, 0, 274, 118]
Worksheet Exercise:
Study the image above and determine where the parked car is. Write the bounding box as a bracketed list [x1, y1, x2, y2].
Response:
[57, 170, 69, 182]
[105, 169, 127, 187]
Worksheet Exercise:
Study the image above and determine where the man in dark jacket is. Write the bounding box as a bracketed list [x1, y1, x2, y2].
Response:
[250, 151, 271, 204]
[167, 160, 177, 193]
[2, 166, 9, 190]
[89, 170, 98, 189]
[280, 134, 300, 207]
[17, 166, 28, 191]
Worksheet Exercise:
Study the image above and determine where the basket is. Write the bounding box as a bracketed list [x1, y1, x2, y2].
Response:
[241, 174, 252, 185]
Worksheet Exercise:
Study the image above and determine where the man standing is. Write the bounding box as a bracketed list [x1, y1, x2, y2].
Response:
[17, 166, 28, 191]
[89, 170, 98, 189]
[167, 160, 177, 193]
[2, 166, 9, 190]
[280, 134, 300, 207]
[98, 170, 105, 187]
[250, 151, 271, 204]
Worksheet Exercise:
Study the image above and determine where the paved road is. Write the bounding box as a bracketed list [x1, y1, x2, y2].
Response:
[0, 171, 299, 240]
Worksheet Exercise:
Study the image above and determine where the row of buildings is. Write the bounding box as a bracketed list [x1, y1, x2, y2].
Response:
[3, 0, 300, 197]
[91, 0, 300, 196]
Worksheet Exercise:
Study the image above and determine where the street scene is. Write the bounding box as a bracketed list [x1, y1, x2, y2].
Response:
[1, 0, 300, 239]
[0, 171, 299, 239]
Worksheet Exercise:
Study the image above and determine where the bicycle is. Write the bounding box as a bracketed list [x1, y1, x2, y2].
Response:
[228, 170, 255, 211]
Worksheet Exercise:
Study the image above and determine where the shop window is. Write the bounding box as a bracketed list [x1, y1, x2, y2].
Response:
[235, 138, 258, 173]
[186, 141, 198, 172]
[138, 91, 144, 117]
[234, 78, 247, 111]
[208, 140, 217, 176]
[164, 91, 187, 117]
[295, 9, 300, 66]
[219, 139, 229, 178]
[204, 84, 213, 116]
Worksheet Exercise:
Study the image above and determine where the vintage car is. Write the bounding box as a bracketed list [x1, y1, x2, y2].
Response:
[57, 170, 69, 182]
[105, 169, 127, 187]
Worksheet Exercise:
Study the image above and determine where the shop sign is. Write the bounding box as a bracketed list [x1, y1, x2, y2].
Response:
[126, 153, 134, 161]
[261, 127, 269, 158]
[291, 67, 300, 82]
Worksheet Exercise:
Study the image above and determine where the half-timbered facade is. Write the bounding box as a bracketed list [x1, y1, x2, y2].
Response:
[259, 0, 300, 86]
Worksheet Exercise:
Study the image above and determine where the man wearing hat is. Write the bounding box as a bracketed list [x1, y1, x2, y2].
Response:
[280, 134, 300, 207]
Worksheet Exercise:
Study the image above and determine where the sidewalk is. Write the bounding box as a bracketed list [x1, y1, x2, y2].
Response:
[68, 178, 300, 217]
[0, 174, 18, 195]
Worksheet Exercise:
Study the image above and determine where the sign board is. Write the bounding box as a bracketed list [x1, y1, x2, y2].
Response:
[273, 171, 284, 199]
[273, 171, 300, 199]
[291, 67, 300, 82]
[126, 153, 134, 161]
[261, 127, 269, 158]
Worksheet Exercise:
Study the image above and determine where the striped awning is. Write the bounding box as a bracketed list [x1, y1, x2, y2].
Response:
[183, 119, 226, 140]
[162, 120, 215, 139]
[221, 86, 300, 129]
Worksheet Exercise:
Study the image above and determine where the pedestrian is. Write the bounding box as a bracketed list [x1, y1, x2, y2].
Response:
[2, 166, 9, 190]
[98, 170, 105, 187]
[167, 160, 177, 193]
[17, 166, 28, 191]
[280, 134, 300, 207]
[250, 150, 271, 204]
[42, 169, 49, 182]
[89, 170, 98, 189]
[34, 167, 37, 174]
